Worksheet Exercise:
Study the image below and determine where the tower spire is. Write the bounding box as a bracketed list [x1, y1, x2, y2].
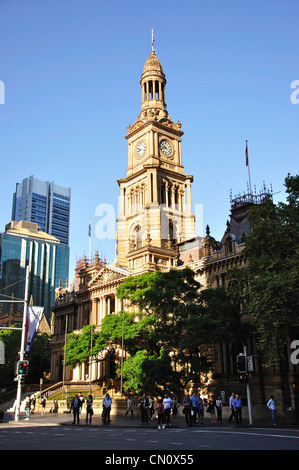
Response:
[151, 28, 155, 52]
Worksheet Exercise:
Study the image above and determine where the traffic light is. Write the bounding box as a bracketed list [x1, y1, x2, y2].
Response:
[18, 360, 29, 376]
[236, 354, 246, 373]
[239, 374, 248, 384]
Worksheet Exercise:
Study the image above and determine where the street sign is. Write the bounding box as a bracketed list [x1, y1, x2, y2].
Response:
[247, 355, 254, 372]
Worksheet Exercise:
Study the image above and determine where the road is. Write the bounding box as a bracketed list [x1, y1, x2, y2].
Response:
[1, 421, 299, 453]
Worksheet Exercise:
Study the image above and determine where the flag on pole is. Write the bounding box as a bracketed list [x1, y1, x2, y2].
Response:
[245, 140, 249, 167]
[25, 306, 44, 354]
[88, 218, 91, 237]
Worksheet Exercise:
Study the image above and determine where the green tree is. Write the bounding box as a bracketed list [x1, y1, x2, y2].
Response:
[115, 268, 240, 395]
[27, 333, 52, 383]
[0, 328, 51, 388]
[64, 269, 240, 396]
[228, 174, 299, 365]
[0, 327, 21, 389]
[65, 325, 98, 369]
[121, 349, 174, 395]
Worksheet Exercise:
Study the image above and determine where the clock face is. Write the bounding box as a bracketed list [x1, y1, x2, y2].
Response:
[159, 139, 172, 157]
[136, 141, 146, 158]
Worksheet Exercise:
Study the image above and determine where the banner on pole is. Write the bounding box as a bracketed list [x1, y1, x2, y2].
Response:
[0, 340, 5, 364]
[25, 306, 44, 354]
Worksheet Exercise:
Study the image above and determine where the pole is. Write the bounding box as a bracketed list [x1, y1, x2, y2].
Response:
[120, 306, 125, 399]
[89, 306, 94, 395]
[246, 140, 252, 195]
[15, 265, 30, 421]
[89, 217, 92, 261]
[244, 345, 253, 425]
[62, 314, 68, 398]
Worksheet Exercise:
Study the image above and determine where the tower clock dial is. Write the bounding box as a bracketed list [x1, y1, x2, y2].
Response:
[159, 139, 172, 157]
[136, 141, 146, 158]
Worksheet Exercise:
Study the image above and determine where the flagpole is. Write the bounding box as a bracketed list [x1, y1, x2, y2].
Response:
[246, 140, 252, 195]
[15, 265, 30, 421]
[89, 217, 92, 261]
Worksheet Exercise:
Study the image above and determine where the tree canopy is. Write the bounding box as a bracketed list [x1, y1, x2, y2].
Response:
[228, 174, 299, 365]
[65, 267, 241, 397]
[0, 328, 51, 389]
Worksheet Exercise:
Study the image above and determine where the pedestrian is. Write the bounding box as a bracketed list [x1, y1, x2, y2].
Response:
[24, 395, 31, 420]
[71, 394, 80, 424]
[182, 393, 192, 427]
[267, 395, 276, 426]
[190, 392, 200, 424]
[163, 393, 173, 427]
[172, 396, 178, 421]
[102, 393, 112, 424]
[138, 393, 149, 424]
[216, 396, 222, 423]
[228, 392, 235, 422]
[149, 396, 155, 419]
[233, 393, 242, 424]
[85, 394, 93, 425]
[124, 395, 134, 419]
[30, 394, 36, 414]
[156, 399, 165, 429]
[207, 395, 216, 424]
[197, 393, 204, 426]
[78, 392, 84, 417]
[40, 394, 47, 415]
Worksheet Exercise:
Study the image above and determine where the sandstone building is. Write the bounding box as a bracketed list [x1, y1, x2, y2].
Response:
[50, 43, 298, 414]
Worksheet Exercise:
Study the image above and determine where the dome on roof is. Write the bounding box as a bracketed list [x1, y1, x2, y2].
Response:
[143, 51, 164, 74]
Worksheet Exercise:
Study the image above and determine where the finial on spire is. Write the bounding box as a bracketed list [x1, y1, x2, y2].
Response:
[151, 28, 155, 52]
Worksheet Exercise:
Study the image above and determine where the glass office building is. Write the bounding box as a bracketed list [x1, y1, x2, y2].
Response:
[12, 175, 71, 246]
[0, 221, 69, 322]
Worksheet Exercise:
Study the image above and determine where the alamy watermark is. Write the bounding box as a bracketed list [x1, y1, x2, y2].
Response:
[290, 80, 299, 104]
[94, 200, 204, 242]
[290, 340, 299, 365]
[0, 81, 4, 104]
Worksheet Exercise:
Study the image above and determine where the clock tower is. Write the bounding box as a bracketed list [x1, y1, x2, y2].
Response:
[116, 41, 195, 272]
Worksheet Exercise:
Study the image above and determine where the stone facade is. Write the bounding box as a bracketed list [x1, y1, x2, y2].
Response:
[50, 45, 298, 415]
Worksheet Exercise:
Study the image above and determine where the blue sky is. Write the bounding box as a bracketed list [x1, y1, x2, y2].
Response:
[0, 0, 298, 280]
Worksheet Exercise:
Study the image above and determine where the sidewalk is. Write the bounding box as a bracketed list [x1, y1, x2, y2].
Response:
[1, 410, 297, 429]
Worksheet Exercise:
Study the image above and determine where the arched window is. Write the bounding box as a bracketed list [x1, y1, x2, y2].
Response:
[226, 236, 233, 255]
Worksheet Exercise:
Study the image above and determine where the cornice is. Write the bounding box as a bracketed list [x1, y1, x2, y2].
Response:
[126, 117, 183, 140]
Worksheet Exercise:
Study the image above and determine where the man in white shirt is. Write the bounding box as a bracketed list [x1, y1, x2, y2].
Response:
[267, 395, 276, 426]
[163, 394, 173, 428]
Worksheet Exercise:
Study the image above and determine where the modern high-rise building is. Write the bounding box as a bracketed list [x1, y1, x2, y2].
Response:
[0, 220, 69, 322]
[12, 175, 71, 246]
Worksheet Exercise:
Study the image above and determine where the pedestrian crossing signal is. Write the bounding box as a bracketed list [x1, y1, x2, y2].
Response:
[18, 360, 29, 376]
[236, 354, 246, 373]
[239, 374, 248, 384]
